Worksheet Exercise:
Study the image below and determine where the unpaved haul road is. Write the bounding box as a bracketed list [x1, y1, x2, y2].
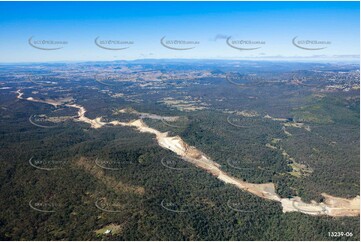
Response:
[16, 90, 360, 217]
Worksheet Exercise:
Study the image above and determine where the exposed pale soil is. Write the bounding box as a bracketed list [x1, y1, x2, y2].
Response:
[17, 90, 360, 217]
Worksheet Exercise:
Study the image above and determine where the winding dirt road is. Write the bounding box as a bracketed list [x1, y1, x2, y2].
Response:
[16, 90, 360, 217]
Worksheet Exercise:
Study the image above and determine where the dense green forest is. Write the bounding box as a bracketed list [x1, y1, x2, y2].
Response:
[0, 62, 359, 240]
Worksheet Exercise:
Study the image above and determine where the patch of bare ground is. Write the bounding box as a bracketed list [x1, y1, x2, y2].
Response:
[95, 223, 125, 236]
[281, 194, 360, 217]
[114, 107, 180, 121]
[322, 193, 360, 217]
[160, 97, 208, 111]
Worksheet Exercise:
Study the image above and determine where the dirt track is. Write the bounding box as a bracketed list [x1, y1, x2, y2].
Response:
[113, 117, 360, 217]
[16, 91, 360, 217]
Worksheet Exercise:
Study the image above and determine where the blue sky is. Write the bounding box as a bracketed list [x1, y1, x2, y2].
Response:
[0, 1, 359, 62]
